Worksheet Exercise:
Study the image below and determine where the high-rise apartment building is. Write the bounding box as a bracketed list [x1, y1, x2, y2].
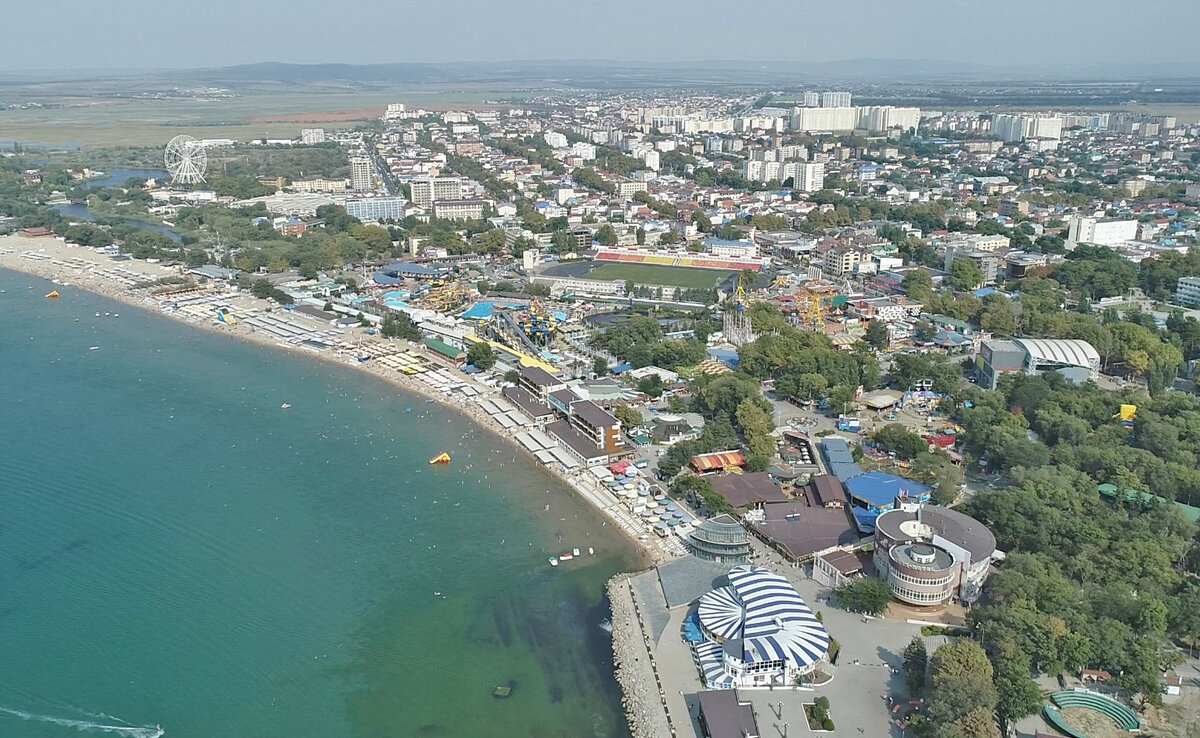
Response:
[794, 162, 825, 192]
[409, 177, 463, 209]
[802, 91, 820, 107]
[821, 91, 852, 108]
[351, 157, 374, 191]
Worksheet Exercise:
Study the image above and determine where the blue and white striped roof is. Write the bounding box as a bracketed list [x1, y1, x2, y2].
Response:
[696, 565, 830, 669]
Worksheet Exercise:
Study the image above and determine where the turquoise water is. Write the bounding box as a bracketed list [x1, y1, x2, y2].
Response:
[0, 270, 638, 737]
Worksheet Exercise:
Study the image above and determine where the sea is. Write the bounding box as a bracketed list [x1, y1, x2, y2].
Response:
[0, 269, 638, 738]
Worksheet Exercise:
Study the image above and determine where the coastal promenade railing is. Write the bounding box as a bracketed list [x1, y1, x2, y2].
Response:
[626, 578, 679, 737]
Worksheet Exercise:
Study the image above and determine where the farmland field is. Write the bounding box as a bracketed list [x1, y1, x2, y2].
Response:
[576, 262, 736, 289]
[0, 85, 530, 148]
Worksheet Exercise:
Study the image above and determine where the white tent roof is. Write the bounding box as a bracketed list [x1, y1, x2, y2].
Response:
[1013, 338, 1100, 368]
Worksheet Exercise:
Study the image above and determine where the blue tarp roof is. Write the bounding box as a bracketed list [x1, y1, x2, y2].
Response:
[821, 437, 865, 482]
[612, 363, 634, 374]
[845, 472, 932, 510]
[852, 507, 880, 532]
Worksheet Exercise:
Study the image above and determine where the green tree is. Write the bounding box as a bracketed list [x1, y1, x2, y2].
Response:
[864, 319, 888, 350]
[466, 341, 496, 369]
[595, 224, 618, 247]
[903, 269, 934, 301]
[593, 357, 608, 376]
[637, 374, 665, 398]
[834, 578, 892, 615]
[926, 640, 1000, 738]
[612, 404, 643, 430]
[503, 369, 520, 385]
[948, 259, 985, 291]
[904, 637, 928, 695]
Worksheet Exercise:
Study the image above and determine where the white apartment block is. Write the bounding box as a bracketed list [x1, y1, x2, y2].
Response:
[291, 177, 349, 193]
[790, 106, 919, 133]
[351, 157, 374, 191]
[942, 234, 1010, 252]
[300, 128, 326, 144]
[1067, 216, 1139, 246]
[432, 199, 489, 221]
[802, 91, 820, 107]
[794, 162, 825, 192]
[410, 177, 463, 208]
[992, 114, 1064, 143]
[1176, 277, 1200, 308]
[822, 246, 862, 276]
[821, 92, 852, 108]
[544, 131, 568, 148]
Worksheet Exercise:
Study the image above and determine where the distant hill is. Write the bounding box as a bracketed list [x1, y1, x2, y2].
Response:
[181, 62, 455, 85]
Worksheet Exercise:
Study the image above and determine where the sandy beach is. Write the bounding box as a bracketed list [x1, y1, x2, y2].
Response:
[0, 234, 679, 567]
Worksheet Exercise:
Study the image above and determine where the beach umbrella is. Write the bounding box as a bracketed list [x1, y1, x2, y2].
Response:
[640, 510, 653, 518]
[674, 511, 686, 519]
[646, 515, 660, 523]
[666, 504, 677, 512]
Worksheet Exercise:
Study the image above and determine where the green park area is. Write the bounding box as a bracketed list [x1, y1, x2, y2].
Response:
[584, 263, 735, 289]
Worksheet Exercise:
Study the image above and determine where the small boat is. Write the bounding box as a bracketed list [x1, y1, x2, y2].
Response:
[89, 346, 100, 351]
[559, 552, 573, 561]
[95, 312, 100, 317]
[572, 548, 580, 557]
[588, 547, 594, 555]
[404, 407, 413, 413]
[281, 403, 292, 409]
[44, 290, 59, 299]
[492, 680, 515, 698]
[429, 452, 452, 464]
[426, 398, 435, 404]
[549, 557, 559, 567]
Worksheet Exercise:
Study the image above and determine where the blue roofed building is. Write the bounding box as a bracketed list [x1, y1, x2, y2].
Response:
[844, 472, 932, 529]
[819, 436, 863, 482]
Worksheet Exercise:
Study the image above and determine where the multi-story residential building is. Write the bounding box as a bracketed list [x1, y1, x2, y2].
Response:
[794, 162, 825, 192]
[543, 131, 568, 148]
[345, 197, 407, 222]
[1067, 216, 1139, 245]
[300, 128, 326, 144]
[291, 177, 349, 193]
[350, 157, 374, 191]
[822, 246, 862, 276]
[944, 246, 999, 286]
[432, 199, 489, 221]
[991, 114, 1063, 143]
[802, 91, 820, 107]
[821, 91, 852, 108]
[410, 177, 463, 208]
[1177, 276, 1200, 308]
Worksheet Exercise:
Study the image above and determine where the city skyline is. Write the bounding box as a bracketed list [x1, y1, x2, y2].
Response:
[4, 0, 1199, 73]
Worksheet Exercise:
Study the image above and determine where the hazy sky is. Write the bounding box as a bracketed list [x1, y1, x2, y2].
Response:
[4, 0, 1197, 72]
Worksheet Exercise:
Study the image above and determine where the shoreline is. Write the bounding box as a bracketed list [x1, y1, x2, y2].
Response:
[0, 235, 670, 569]
[2, 235, 681, 736]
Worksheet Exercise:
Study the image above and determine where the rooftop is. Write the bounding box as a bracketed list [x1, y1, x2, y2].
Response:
[546, 419, 609, 460]
[696, 690, 760, 738]
[750, 502, 860, 560]
[570, 399, 618, 429]
[709, 472, 788, 508]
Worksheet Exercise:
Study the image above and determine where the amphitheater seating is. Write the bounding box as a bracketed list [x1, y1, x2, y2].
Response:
[1048, 691, 1140, 731]
[1043, 706, 1085, 738]
[1043, 706, 1086, 738]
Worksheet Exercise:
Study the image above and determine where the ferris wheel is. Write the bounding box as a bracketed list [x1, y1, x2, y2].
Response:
[164, 135, 208, 185]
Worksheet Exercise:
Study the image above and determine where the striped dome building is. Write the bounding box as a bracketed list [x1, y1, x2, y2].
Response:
[693, 565, 830, 689]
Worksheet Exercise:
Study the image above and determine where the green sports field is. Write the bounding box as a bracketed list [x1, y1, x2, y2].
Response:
[583, 263, 736, 289]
